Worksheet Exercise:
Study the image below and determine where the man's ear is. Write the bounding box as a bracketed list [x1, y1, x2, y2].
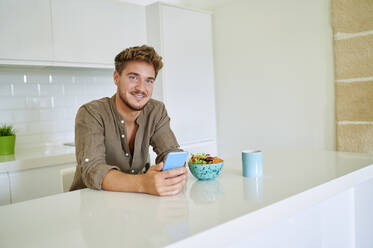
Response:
[113, 70, 119, 86]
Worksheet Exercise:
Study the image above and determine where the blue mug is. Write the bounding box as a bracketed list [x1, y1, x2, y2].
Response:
[242, 150, 263, 177]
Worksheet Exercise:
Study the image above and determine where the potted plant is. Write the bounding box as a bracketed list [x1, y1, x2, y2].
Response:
[0, 124, 16, 155]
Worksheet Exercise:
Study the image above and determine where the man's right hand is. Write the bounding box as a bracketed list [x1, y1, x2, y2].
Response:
[140, 162, 188, 196]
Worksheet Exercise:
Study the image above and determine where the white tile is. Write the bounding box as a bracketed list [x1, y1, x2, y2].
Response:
[64, 83, 86, 96]
[39, 97, 53, 108]
[64, 107, 79, 121]
[25, 97, 41, 109]
[15, 134, 42, 146]
[50, 69, 76, 84]
[40, 134, 62, 145]
[39, 108, 65, 121]
[85, 82, 116, 97]
[0, 97, 26, 110]
[0, 110, 14, 123]
[39, 84, 64, 96]
[54, 96, 77, 107]
[24, 96, 53, 109]
[25, 69, 50, 84]
[0, 68, 119, 146]
[13, 123, 28, 135]
[13, 83, 39, 96]
[0, 68, 24, 84]
[29, 122, 48, 135]
[40, 131, 74, 145]
[63, 132, 74, 142]
[55, 120, 74, 132]
[0, 84, 12, 96]
[13, 109, 40, 123]
[75, 70, 94, 84]
[76, 96, 93, 107]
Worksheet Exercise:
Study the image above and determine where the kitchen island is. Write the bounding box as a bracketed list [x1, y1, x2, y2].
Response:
[0, 149, 373, 248]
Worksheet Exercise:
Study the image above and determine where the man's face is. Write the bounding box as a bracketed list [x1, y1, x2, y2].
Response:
[114, 60, 155, 111]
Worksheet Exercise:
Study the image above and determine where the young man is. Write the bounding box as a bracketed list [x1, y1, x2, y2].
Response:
[70, 45, 188, 196]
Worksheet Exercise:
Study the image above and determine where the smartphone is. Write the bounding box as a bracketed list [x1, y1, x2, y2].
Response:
[162, 151, 189, 171]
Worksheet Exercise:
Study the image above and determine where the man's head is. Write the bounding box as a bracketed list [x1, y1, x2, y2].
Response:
[113, 45, 163, 111]
[115, 45, 163, 78]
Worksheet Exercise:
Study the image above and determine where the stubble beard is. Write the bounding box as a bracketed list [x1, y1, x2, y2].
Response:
[118, 90, 149, 111]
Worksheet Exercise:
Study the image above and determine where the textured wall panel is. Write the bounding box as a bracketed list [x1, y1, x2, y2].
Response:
[336, 82, 373, 121]
[332, 0, 373, 33]
[334, 35, 373, 79]
[337, 124, 373, 153]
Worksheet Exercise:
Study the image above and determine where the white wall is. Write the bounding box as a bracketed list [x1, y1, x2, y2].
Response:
[212, 0, 335, 158]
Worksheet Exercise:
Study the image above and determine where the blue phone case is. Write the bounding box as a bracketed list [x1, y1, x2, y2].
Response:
[162, 152, 189, 171]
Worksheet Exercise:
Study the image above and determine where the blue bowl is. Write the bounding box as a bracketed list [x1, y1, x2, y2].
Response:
[188, 161, 224, 180]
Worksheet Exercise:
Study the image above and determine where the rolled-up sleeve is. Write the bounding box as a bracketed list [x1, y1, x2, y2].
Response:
[75, 106, 120, 190]
[150, 104, 182, 164]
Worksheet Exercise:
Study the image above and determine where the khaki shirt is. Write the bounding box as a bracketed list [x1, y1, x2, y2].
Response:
[70, 95, 181, 191]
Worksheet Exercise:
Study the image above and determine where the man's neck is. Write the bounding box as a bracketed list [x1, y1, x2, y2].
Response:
[115, 93, 140, 124]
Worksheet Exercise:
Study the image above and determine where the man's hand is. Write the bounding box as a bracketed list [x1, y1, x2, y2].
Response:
[140, 162, 188, 196]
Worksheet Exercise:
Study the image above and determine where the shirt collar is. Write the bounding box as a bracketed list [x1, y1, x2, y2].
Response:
[110, 94, 146, 126]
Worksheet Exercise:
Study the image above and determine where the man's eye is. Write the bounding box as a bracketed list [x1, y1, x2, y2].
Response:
[129, 75, 137, 81]
[146, 79, 154, 84]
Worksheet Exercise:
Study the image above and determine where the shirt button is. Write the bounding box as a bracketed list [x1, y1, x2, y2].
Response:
[121, 134, 125, 138]
[121, 120, 124, 124]
[131, 169, 135, 174]
[125, 153, 129, 157]
[84, 158, 89, 162]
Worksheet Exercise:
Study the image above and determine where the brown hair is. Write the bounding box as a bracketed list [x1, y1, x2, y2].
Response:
[114, 45, 163, 77]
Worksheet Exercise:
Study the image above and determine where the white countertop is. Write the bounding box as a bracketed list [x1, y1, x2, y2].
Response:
[0, 149, 373, 247]
[0, 145, 75, 173]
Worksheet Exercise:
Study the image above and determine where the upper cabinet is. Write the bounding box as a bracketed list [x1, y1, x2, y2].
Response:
[146, 4, 217, 146]
[0, 0, 53, 61]
[0, 0, 146, 67]
[50, 0, 146, 65]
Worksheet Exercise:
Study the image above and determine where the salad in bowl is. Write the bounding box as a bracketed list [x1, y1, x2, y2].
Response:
[188, 153, 224, 180]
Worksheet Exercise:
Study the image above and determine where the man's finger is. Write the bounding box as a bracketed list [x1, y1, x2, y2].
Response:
[153, 162, 164, 171]
[162, 167, 187, 178]
[164, 174, 186, 186]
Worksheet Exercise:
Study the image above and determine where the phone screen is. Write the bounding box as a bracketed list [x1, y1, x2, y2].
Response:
[162, 151, 189, 171]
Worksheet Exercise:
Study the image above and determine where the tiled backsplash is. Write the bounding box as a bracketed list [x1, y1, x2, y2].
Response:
[0, 67, 116, 149]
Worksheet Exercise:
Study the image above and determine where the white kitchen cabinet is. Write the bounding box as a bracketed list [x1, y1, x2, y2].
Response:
[0, 0, 53, 61]
[9, 163, 76, 203]
[50, 0, 146, 65]
[0, 0, 146, 67]
[0, 172, 11, 206]
[146, 4, 218, 151]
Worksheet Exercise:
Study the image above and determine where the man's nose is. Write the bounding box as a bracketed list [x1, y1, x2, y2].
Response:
[135, 78, 146, 91]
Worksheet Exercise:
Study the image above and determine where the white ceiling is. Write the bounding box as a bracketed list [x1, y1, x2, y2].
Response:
[119, 0, 234, 11]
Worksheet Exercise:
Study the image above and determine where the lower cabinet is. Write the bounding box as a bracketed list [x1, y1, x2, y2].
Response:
[8, 163, 76, 204]
[0, 172, 11, 206]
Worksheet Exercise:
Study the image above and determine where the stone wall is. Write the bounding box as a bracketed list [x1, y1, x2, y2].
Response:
[332, 0, 373, 153]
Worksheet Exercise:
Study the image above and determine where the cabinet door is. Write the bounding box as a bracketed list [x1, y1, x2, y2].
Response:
[0, 0, 53, 61]
[9, 163, 76, 203]
[51, 0, 146, 64]
[161, 6, 217, 145]
[0, 172, 11, 206]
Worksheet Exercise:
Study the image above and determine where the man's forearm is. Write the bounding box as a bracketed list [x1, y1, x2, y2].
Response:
[101, 164, 188, 196]
[101, 169, 144, 193]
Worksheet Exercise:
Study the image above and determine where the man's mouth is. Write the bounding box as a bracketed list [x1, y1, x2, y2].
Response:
[131, 92, 146, 100]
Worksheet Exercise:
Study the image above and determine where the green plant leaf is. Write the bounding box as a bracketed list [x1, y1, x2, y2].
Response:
[0, 124, 16, 136]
